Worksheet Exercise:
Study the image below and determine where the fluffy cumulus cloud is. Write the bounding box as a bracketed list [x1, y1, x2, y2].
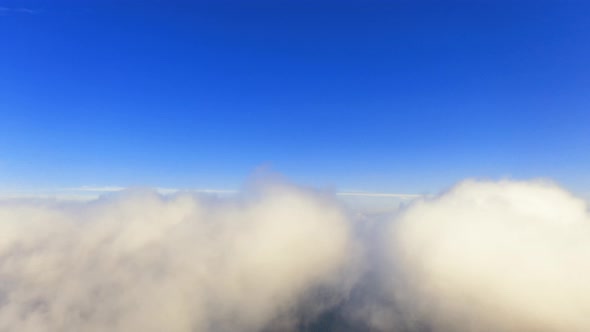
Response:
[387, 180, 590, 332]
[1, 178, 590, 331]
[0, 182, 357, 332]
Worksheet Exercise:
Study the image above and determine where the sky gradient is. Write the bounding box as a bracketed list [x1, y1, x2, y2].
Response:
[1, 0, 589, 195]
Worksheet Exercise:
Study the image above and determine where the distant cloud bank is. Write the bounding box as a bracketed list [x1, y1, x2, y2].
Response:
[0, 178, 588, 331]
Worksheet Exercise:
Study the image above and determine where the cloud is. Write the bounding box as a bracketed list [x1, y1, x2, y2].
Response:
[65, 186, 126, 192]
[0, 7, 38, 15]
[1, 177, 589, 331]
[0, 182, 358, 332]
[337, 192, 422, 199]
[385, 180, 590, 331]
[63, 187, 238, 195]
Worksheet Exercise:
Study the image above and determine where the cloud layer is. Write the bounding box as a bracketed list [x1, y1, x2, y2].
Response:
[0, 178, 589, 331]
[0, 183, 357, 332]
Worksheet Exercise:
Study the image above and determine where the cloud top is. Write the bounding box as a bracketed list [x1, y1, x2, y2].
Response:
[1, 178, 590, 331]
[388, 180, 590, 331]
[0, 183, 357, 332]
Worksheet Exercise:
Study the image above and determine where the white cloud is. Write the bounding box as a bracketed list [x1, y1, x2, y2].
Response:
[386, 180, 590, 331]
[0, 182, 358, 332]
[2, 178, 589, 331]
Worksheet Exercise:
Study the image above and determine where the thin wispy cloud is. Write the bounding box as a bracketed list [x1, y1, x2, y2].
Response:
[1, 187, 424, 202]
[0, 6, 38, 15]
[64, 187, 422, 198]
[65, 186, 127, 192]
[336, 192, 422, 199]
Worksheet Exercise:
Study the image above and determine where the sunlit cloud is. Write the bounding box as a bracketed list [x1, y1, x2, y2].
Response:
[0, 181, 358, 331]
[1, 178, 588, 331]
[383, 180, 590, 331]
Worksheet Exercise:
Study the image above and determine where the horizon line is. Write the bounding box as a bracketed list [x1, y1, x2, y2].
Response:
[0, 186, 424, 200]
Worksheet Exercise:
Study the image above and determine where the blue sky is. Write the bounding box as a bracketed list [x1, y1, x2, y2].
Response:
[1, 0, 589, 194]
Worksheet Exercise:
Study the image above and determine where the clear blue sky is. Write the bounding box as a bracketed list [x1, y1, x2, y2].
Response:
[1, 0, 589, 194]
